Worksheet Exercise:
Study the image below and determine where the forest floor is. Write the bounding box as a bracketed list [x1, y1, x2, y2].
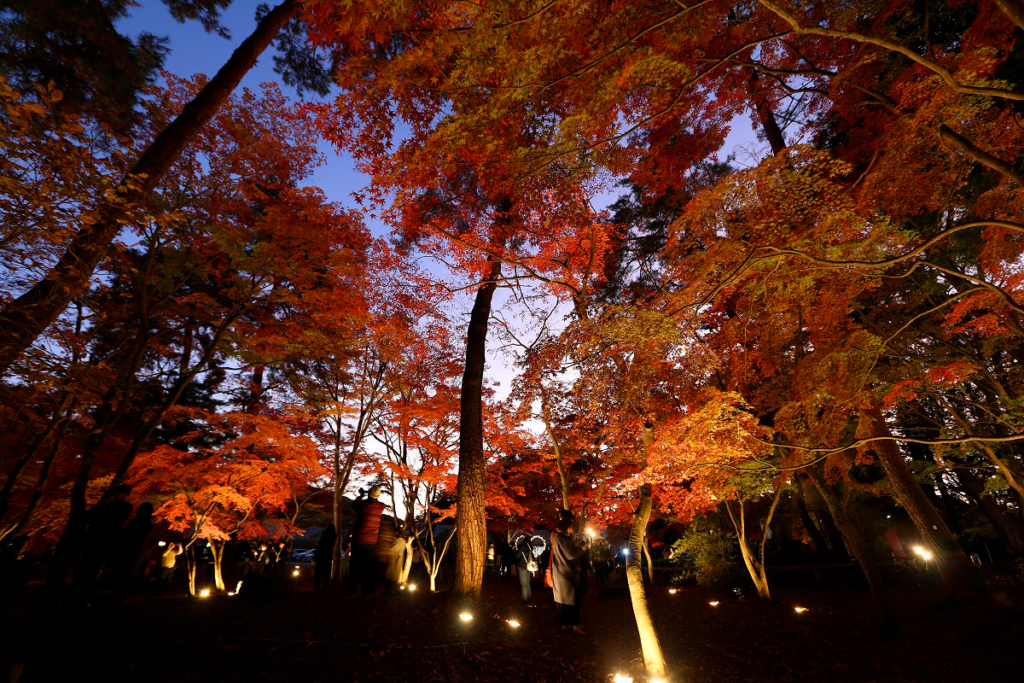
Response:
[4, 568, 1022, 683]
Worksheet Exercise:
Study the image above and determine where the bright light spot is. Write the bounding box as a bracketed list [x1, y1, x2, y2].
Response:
[292, 569, 300, 576]
[623, 548, 630, 556]
[668, 588, 678, 594]
[459, 612, 473, 622]
[235, 580, 243, 593]
[586, 528, 595, 537]
[709, 601, 719, 607]
[294, 565, 300, 570]
[507, 619, 521, 628]
[158, 541, 167, 547]
[794, 606, 808, 614]
[400, 584, 407, 590]
[912, 546, 934, 561]
[886, 515, 891, 519]
[407, 584, 417, 592]
[199, 589, 211, 598]
[612, 674, 634, 683]
[226, 592, 235, 596]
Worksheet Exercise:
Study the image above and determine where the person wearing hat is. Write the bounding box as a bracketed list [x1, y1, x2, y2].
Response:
[346, 485, 386, 596]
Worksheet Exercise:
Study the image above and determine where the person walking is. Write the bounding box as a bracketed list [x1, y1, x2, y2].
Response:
[551, 514, 589, 634]
[346, 486, 386, 596]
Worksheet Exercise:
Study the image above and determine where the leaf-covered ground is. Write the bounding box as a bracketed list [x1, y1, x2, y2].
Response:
[6, 572, 1021, 683]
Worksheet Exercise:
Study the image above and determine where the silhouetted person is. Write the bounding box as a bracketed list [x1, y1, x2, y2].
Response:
[109, 502, 153, 603]
[0, 535, 29, 614]
[515, 535, 535, 605]
[346, 485, 386, 596]
[313, 523, 336, 591]
[551, 513, 589, 634]
[68, 484, 134, 607]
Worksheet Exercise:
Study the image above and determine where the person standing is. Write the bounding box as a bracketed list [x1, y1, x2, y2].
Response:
[158, 543, 183, 594]
[313, 523, 336, 591]
[551, 515, 589, 634]
[346, 486, 386, 596]
[515, 536, 535, 605]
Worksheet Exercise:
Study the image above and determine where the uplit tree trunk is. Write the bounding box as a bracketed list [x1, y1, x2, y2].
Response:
[453, 257, 501, 601]
[186, 544, 198, 597]
[725, 486, 783, 600]
[793, 479, 832, 561]
[0, 0, 299, 379]
[399, 536, 415, 585]
[860, 404, 962, 560]
[805, 467, 899, 635]
[626, 423, 667, 680]
[422, 526, 456, 593]
[211, 541, 226, 592]
[543, 408, 571, 512]
[642, 535, 654, 584]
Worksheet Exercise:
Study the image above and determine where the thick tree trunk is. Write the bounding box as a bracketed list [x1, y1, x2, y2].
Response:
[793, 478, 832, 560]
[452, 257, 501, 601]
[0, 0, 298, 378]
[956, 468, 1024, 555]
[626, 424, 667, 680]
[211, 542, 226, 592]
[994, 0, 1024, 29]
[186, 544, 198, 597]
[805, 468, 899, 635]
[860, 404, 962, 557]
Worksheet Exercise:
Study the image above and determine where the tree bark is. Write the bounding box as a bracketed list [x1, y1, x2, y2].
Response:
[805, 467, 899, 635]
[211, 541, 226, 592]
[626, 423, 667, 680]
[0, 0, 299, 378]
[452, 257, 501, 601]
[793, 478, 832, 560]
[956, 468, 1024, 555]
[938, 124, 1024, 188]
[746, 68, 787, 155]
[860, 404, 962, 557]
[994, 0, 1024, 29]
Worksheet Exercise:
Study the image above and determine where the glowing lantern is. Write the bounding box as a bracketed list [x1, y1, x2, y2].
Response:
[459, 612, 473, 622]
[408, 584, 417, 592]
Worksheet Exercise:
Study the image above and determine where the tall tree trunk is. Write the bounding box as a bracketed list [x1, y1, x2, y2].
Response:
[0, 0, 299, 378]
[541, 398, 571, 512]
[746, 68, 787, 155]
[805, 467, 899, 635]
[186, 544, 198, 597]
[331, 421, 345, 585]
[452, 257, 501, 601]
[956, 468, 1024, 555]
[860, 404, 962, 557]
[211, 541, 226, 592]
[793, 478, 832, 560]
[626, 423, 667, 680]
[726, 487, 783, 600]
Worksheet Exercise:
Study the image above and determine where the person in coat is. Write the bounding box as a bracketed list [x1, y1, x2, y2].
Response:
[346, 485, 386, 595]
[551, 514, 589, 633]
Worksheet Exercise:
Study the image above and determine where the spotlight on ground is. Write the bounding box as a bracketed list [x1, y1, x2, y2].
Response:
[459, 612, 473, 622]
[794, 606, 808, 614]
[199, 589, 211, 598]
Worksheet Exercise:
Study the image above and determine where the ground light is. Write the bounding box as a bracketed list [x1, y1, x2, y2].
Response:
[199, 589, 211, 598]
[611, 674, 633, 683]
[668, 588, 678, 594]
[459, 612, 473, 622]
[407, 584, 417, 592]
[912, 545, 934, 561]
[709, 601, 719, 607]
[506, 619, 521, 628]
[794, 606, 808, 614]
[158, 541, 166, 547]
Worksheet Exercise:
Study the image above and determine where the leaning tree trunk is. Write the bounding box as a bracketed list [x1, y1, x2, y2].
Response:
[452, 257, 501, 601]
[0, 0, 299, 378]
[186, 544, 198, 597]
[805, 467, 899, 635]
[860, 403, 962, 558]
[626, 423, 667, 680]
[956, 468, 1024, 555]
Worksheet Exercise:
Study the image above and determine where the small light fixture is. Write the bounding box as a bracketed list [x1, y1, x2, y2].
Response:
[292, 569, 300, 577]
[400, 584, 407, 590]
[506, 619, 521, 628]
[668, 588, 678, 594]
[586, 527, 595, 538]
[709, 601, 719, 607]
[459, 612, 473, 622]
[611, 674, 633, 683]
[158, 541, 167, 547]
[199, 588, 211, 598]
[794, 606, 808, 614]
[407, 584, 417, 592]
[912, 545, 934, 561]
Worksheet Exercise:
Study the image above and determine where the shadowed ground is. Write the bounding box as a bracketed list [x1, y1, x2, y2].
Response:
[4, 572, 1020, 683]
